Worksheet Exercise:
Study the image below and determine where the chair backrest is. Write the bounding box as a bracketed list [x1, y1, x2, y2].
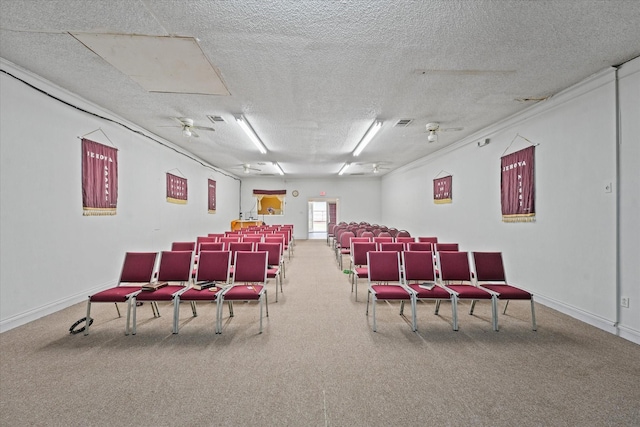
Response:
[373, 236, 393, 244]
[396, 230, 411, 238]
[435, 243, 459, 253]
[395, 236, 415, 244]
[199, 242, 224, 252]
[264, 235, 286, 253]
[157, 251, 193, 283]
[228, 242, 255, 263]
[171, 241, 195, 252]
[256, 242, 282, 267]
[472, 252, 507, 282]
[438, 251, 472, 282]
[196, 250, 231, 283]
[195, 236, 217, 250]
[406, 242, 433, 252]
[402, 251, 436, 283]
[207, 233, 225, 241]
[387, 228, 399, 237]
[233, 251, 268, 283]
[242, 234, 264, 243]
[351, 242, 378, 266]
[119, 252, 158, 284]
[351, 236, 371, 244]
[377, 242, 404, 253]
[377, 231, 392, 238]
[418, 236, 438, 244]
[339, 231, 355, 248]
[367, 251, 402, 283]
[361, 231, 374, 239]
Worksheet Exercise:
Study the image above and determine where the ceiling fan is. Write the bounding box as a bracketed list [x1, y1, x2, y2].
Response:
[371, 163, 391, 174]
[231, 163, 262, 174]
[165, 117, 216, 138]
[425, 122, 463, 143]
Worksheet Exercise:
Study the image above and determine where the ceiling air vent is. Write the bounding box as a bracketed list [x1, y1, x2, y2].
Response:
[394, 119, 413, 127]
[207, 115, 225, 123]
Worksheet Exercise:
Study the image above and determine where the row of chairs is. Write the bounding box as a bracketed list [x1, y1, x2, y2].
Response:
[327, 222, 411, 246]
[365, 250, 536, 333]
[85, 248, 280, 336]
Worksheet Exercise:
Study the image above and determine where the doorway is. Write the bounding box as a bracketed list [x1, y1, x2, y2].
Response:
[308, 201, 327, 239]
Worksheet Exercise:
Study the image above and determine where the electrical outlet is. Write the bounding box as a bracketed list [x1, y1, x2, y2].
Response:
[621, 297, 629, 308]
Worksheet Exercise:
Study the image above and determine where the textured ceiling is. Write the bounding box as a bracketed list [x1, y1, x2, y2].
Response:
[1, 0, 639, 178]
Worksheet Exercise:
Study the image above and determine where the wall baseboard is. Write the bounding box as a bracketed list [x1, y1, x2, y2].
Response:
[618, 325, 640, 345]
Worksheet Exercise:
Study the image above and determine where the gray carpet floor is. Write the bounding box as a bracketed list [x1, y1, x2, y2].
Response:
[1, 239, 639, 426]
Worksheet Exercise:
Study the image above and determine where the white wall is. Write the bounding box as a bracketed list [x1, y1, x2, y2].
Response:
[382, 64, 639, 343]
[238, 177, 382, 239]
[0, 61, 240, 331]
[618, 58, 640, 341]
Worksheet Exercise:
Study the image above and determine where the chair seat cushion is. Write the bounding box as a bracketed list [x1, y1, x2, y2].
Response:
[179, 288, 222, 301]
[446, 284, 492, 299]
[370, 285, 411, 300]
[408, 284, 451, 299]
[266, 267, 279, 277]
[90, 286, 140, 302]
[340, 249, 350, 255]
[354, 267, 368, 277]
[481, 284, 531, 299]
[223, 285, 264, 300]
[135, 285, 185, 301]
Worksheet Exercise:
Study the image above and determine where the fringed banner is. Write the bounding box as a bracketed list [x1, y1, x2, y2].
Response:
[208, 179, 216, 213]
[433, 175, 452, 204]
[82, 138, 118, 216]
[166, 173, 187, 204]
[501, 145, 535, 222]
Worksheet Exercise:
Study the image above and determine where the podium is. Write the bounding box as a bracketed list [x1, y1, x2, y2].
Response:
[230, 219, 262, 231]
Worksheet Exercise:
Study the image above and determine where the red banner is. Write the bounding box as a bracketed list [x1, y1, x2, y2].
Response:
[433, 175, 452, 204]
[166, 173, 187, 204]
[501, 146, 535, 222]
[82, 138, 118, 216]
[208, 179, 216, 213]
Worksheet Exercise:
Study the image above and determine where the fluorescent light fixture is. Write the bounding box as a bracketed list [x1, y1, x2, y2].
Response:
[338, 162, 351, 176]
[235, 115, 268, 154]
[353, 120, 383, 156]
[273, 162, 285, 175]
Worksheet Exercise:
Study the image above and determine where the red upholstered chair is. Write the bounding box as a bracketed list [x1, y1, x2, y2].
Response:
[406, 242, 433, 252]
[361, 231, 374, 239]
[366, 251, 416, 332]
[207, 233, 225, 241]
[171, 241, 196, 252]
[218, 251, 269, 334]
[402, 251, 458, 331]
[472, 252, 536, 331]
[377, 242, 404, 254]
[418, 237, 439, 244]
[327, 222, 337, 246]
[84, 252, 158, 336]
[350, 241, 378, 301]
[257, 242, 284, 302]
[264, 235, 287, 278]
[435, 243, 459, 253]
[437, 251, 497, 331]
[336, 231, 355, 270]
[395, 236, 415, 245]
[242, 234, 264, 244]
[220, 236, 242, 249]
[396, 230, 411, 238]
[131, 250, 194, 334]
[373, 236, 393, 245]
[199, 242, 224, 252]
[173, 250, 231, 334]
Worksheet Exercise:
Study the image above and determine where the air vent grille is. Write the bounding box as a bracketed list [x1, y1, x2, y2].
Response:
[394, 119, 413, 127]
[207, 115, 225, 123]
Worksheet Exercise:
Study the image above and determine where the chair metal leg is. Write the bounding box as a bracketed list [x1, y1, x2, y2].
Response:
[451, 296, 459, 331]
[372, 296, 377, 332]
[172, 297, 180, 334]
[503, 299, 510, 314]
[130, 298, 136, 335]
[411, 297, 417, 331]
[259, 296, 263, 334]
[435, 299, 441, 315]
[492, 296, 499, 331]
[530, 298, 537, 331]
[190, 301, 197, 317]
[366, 290, 370, 315]
[469, 300, 477, 315]
[114, 302, 121, 318]
[84, 300, 92, 336]
[265, 290, 269, 317]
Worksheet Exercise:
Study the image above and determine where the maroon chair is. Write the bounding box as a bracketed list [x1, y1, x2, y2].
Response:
[131, 250, 194, 334]
[418, 236, 438, 244]
[173, 250, 231, 334]
[406, 242, 433, 252]
[402, 251, 457, 331]
[220, 236, 242, 249]
[264, 235, 287, 278]
[472, 252, 536, 331]
[336, 231, 355, 270]
[257, 242, 284, 302]
[195, 236, 217, 253]
[395, 236, 415, 245]
[327, 223, 337, 246]
[171, 241, 196, 252]
[350, 241, 378, 301]
[218, 251, 269, 334]
[228, 242, 255, 274]
[84, 252, 158, 336]
[373, 236, 393, 245]
[207, 233, 225, 241]
[242, 234, 264, 244]
[437, 251, 497, 331]
[435, 243, 459, 253]
[199, 242, 224, 252]
[366, 251, 416, 332]
[396, 230, 412, 238]
[377, 242, 404, 254]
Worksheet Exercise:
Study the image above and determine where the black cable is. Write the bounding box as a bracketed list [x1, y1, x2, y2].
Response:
[1, 68, 240, 181]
